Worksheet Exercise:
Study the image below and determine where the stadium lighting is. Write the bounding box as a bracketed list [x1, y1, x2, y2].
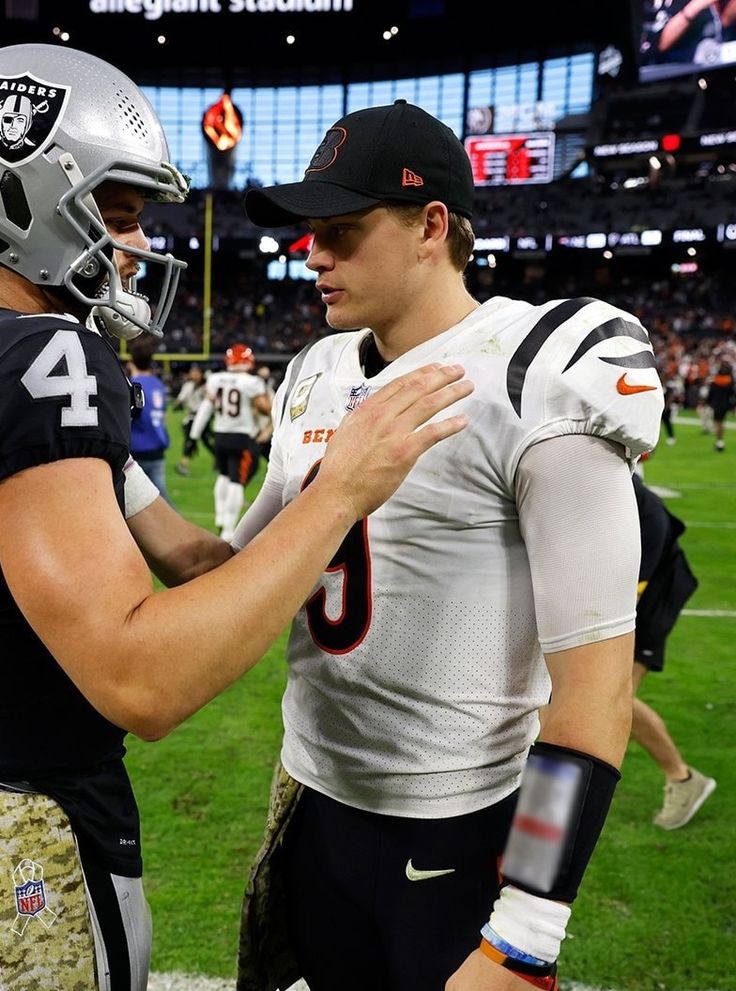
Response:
[258, 235, 280, 254]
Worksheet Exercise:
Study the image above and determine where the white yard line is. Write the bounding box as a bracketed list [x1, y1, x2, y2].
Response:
[682, 608, 736, 617]
[148, 976, 234, 990]
[148, 974, 719, 991]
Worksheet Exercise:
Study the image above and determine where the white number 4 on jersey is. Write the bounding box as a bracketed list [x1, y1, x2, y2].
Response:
[21, 330, 99, 427]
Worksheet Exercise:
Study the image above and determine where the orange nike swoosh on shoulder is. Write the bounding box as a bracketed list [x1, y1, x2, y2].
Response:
[616, 374, 658, 396]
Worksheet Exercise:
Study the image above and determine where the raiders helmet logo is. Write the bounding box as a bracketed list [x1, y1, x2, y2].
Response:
[0, 72, 70, 167]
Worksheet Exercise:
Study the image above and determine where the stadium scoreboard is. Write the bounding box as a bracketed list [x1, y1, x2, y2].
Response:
[464, 132, 555, 186]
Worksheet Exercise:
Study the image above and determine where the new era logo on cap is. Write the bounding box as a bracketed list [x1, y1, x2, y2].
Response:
[244, 100, 475, 227]
[402, 168, 424, 187]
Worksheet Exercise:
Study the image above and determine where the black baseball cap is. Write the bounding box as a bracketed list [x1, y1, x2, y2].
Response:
[244, 100, 475, 227]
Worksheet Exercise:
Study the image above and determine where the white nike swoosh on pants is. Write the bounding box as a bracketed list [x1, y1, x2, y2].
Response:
[405, 859, 456, 881]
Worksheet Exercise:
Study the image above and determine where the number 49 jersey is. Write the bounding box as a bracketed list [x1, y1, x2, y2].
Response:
[0, 310, 132, 775]
[205, 369, 266, 437]
[269, 295, 664, 819]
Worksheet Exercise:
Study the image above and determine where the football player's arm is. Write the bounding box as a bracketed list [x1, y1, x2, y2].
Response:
[722, 0, 736, 26]
[519, 433, 638, 765]
[188, 393, 214, 441]
[252, 391, 272, 417]
[127, 494, 235, 585]
[447, 434, 639, 991]
[127, 436, 286, 583]
[0, 362, 472, 743]
[658, 0, 718, 51]
[121, 456, 233, 584]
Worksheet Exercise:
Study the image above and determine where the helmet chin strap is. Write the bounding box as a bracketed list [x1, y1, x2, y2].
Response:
[90, 275, 157, 340]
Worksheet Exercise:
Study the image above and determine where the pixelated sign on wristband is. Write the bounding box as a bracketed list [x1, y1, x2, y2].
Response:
[502, 755, 583, 892]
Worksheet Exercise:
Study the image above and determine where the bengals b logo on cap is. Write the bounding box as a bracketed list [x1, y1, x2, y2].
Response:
[305, 125, 348, 175]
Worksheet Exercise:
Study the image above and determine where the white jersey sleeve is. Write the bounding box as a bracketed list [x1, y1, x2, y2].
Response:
[516, 433, 641, 653]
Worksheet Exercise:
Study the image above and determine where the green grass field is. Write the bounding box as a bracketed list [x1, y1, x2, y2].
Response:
[128, 409, 736, 990]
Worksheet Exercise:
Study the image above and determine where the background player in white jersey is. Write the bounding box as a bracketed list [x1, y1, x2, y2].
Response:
[234, 101, 665, 991]
[189, 342, 271, 539]
[173, 363, 214, 476]
[0, 48, 472, 991]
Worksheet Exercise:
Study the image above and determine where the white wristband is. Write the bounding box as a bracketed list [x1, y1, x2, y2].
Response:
[123, 456, 160, 519]
[486, 885, 571, 963]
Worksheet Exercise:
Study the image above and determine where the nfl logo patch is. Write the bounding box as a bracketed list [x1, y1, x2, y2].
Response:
[15, 879, 45, 917]
[11, 858, 57, 934]
[346, 383, 371, 411]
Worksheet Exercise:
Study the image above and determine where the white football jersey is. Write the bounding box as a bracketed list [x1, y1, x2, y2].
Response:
[264, 296, 664, 818]
[203, 370, 265, 436]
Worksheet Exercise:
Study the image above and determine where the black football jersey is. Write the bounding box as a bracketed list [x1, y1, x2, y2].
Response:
[0, 309, 132, 775]
[0, 309, 145, 872]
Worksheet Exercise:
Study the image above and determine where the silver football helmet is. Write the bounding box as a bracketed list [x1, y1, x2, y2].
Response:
[0, 43, 188, 339]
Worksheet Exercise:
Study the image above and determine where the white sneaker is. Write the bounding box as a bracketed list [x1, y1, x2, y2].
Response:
[654, 767, 716, 830]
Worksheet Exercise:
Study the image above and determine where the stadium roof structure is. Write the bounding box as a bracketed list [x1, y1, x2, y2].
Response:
[3, 0, 637, 85]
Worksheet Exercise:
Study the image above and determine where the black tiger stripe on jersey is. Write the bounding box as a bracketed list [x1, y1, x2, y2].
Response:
[599, 351, 657, 369]
[562, 317, 652, 372]
[506, 297, 595, 417]
[507, 300, 657, 417]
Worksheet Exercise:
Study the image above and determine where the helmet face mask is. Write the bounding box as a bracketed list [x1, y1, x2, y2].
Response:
[226, 343, 256, 371]
[0, 45, 189, 339]
[58, 154, 188, 339]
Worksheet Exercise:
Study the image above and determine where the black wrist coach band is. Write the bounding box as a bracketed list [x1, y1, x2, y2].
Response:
[501, 740, 621, 903]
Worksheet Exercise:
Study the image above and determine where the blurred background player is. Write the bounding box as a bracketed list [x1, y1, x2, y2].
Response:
[173, 363, 214, 476]
[631, 473, 716, 828]
[660, 374, 681, 446]
[707, 359, 735, 451]
[188, 342, 271, 539]
[127, 338, 172, 503]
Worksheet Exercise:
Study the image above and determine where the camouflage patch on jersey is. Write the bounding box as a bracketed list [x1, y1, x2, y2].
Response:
[0, 789, 97, 990]
[237, 762, 303, 991]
